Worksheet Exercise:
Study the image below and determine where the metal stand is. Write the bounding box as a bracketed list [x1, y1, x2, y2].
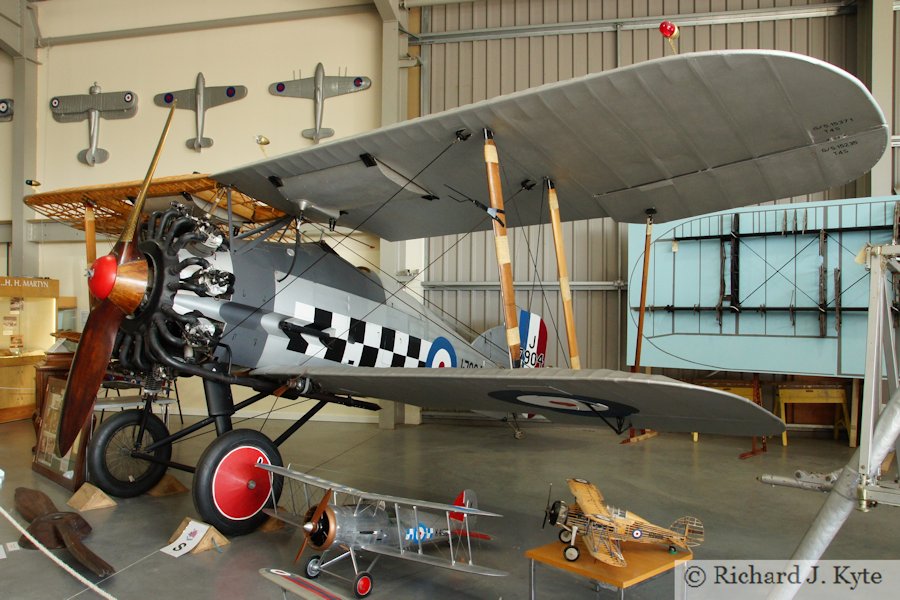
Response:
[766, 244, 900, 600]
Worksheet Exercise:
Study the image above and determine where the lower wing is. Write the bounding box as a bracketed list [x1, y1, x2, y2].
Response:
[252, 366, 784, 436]
[584, 530, 627, 567]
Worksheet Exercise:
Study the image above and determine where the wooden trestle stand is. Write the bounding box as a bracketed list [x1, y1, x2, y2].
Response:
[622, 209, 658, 445]
[526, 540, 691, 599]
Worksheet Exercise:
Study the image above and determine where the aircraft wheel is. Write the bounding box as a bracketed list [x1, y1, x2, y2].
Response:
[87, 409, 171, 498]
[354, 571, 374, 598]
[514, 430, 525, 440]
[305, 555, 322, 579]
[192, 429, 283, 536]
[669, 545, 678, 554]
[558, 529, 573, 544]
[564, 546, 580, 562]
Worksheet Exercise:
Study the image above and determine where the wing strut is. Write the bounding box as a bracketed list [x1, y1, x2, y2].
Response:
[545, 179, 581, 370]
[482, 129, 520, 368]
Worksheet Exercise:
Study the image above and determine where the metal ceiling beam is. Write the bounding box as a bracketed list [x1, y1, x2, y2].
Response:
[411, 3, 855, 45]
[37, 3, 376, 47]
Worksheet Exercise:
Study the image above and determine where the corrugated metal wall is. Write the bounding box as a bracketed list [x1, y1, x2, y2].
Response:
[417, 1, 891, 372]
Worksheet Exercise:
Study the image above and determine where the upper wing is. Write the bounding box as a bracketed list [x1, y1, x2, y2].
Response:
[214, 50, 888, 240]
[50, 91, 138, 122]
[258, 464, 500, 517]
[268, 78, 316, 99]
[153, 89, 197, 110]
[567, 479, 609, 519]
[252, 366, 785, 436]
[205, 85, 248, 108]
[322, 75, 371, 98]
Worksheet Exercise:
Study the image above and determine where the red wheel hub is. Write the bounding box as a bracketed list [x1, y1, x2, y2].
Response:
[88, 254, 118, 300]
[356, 575, 372, 596]
[211, 446, 272, 520]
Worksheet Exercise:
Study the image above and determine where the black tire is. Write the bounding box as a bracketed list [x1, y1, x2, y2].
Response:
[564, 545, 580, 562]
[87, 409, 171, 498]
[305, 555, 321, 579]
[354, 571, 374, 598]
[192, 429, 283, 536]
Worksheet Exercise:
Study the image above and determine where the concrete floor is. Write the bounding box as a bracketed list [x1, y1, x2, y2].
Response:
[0, 414, 896, 599]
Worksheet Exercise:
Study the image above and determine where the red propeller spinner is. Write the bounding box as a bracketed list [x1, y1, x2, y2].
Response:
[55, 105, 175, 456]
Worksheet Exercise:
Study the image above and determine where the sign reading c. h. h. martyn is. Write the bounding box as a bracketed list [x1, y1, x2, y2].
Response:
[0, 277, 59, 298]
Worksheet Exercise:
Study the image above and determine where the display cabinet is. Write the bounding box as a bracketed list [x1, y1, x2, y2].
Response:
[0, 277, 59, 424]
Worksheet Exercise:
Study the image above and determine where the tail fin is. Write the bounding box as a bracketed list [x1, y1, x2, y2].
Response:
[449, 489, 493, 540]
[302, 127, 334, 142]
[77, 147, 109, 166]
[471, 310, 548, 368]
[188, 137, 214, 151]
[670, 516, 704, 547]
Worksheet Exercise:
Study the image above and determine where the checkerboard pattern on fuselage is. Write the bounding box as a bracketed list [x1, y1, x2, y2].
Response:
[285, 303, 431, 368]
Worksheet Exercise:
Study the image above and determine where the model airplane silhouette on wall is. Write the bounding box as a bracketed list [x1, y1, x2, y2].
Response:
[27, 49, 888, 538]
[153, 72, 247, 151]
[269, 63, 371, 143]
[49, 82, 138, 165]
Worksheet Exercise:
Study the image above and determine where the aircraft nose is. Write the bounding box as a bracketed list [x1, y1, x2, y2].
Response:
[88, 254, 118, 300]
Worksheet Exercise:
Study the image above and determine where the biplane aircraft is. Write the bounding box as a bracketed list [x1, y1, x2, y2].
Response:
[544, 478, 704, 566]
[49, 82, 138, 165]
[268, 62, 372, 143]
[257, 464, 505, 598]
[25, 50, 889, 538]
[153, 72, 248, 151]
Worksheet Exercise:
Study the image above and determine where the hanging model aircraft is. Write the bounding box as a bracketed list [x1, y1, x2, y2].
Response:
[268, 63, 372, 143]
[49, 82, 138, 165]
[0, 98, 12, 122]
[28, 49, 888, 539]
[543, 478, 704, 566]
[153, 72, 247, 151]
[258, 464, 505, 598]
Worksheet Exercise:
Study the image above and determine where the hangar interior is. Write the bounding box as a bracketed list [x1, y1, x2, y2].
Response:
[1, 1, 899, 598]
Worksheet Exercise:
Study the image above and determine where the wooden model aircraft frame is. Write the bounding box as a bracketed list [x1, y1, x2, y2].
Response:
[545, 478, 704, 566]
[23, 49, 887, 538]
[258, 464, 505, 598]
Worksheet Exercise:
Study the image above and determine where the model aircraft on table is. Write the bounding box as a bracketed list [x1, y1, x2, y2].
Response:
[154, 72, 247, 151]
[269, 63, 372, 143]
[26, 49, 888, 538]
[49, 82, 138, 165]
[257, 464, 504, 598]
[544, 478, 704, 566]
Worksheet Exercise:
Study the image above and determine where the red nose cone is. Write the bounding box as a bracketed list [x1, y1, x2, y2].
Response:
[659, 20, 678, 39]
[89, 254, 118, 300]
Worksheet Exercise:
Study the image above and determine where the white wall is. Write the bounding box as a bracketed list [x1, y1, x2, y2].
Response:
[1, 50, 12, 223]
[28, 1, 387, 421]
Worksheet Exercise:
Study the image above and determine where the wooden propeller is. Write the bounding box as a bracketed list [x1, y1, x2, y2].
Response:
[295, 489, 333, 563]
[56, 105, 176, 456]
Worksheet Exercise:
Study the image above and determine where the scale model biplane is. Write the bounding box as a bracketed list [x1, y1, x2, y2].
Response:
[544, 478, 704, 566]
[25, 49, 888, 538]
[257, 464, 505, 598]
